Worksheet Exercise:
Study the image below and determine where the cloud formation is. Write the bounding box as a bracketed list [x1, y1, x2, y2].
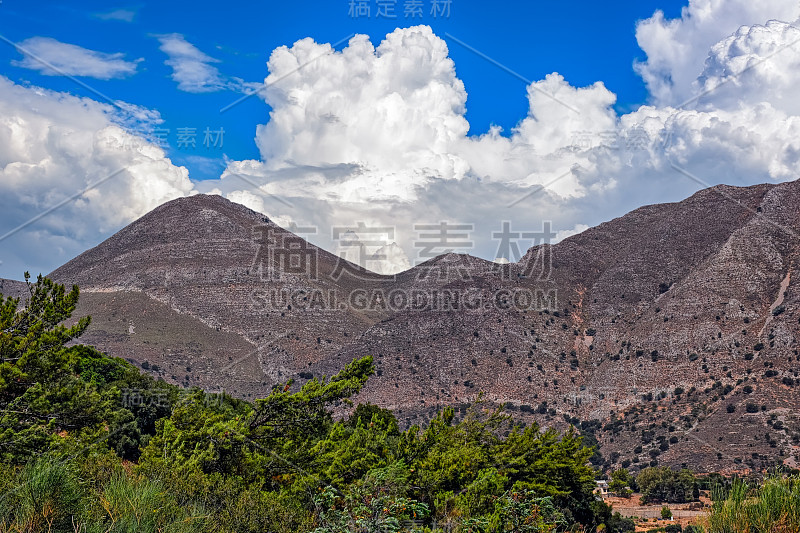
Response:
[4, 0, 800, 278]
[634, 0, 800, 105]
[210, 9, 800, 272]
[0, 76, 194, 277]
[157, 34, 252, 93]
[12, 37, 141, 79]
[251, 27, 469, 195]
[697, 20, 800, 114]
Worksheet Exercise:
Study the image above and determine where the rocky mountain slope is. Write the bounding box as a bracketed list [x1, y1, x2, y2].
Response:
[3, 179, 799, 474]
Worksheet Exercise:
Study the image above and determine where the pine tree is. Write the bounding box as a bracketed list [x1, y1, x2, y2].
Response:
[0, 273, 97, 462]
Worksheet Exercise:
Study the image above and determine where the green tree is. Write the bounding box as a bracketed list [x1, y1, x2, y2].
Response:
[637, 467, 698, 504]
[347, 403, 399, 430]
[311, 409, 401, 487]
[0, 273, 102, 462]
[609, 468, 634, 498]
[0, 274, 186, 464]
[248, 356, 374, 444]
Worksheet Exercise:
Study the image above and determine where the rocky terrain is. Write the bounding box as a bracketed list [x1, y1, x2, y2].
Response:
[2, 179, 799, 474]
[0, 278, 28, 299]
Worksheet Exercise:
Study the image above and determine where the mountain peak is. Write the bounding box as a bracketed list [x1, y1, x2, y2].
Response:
[154, 193, 272, 224]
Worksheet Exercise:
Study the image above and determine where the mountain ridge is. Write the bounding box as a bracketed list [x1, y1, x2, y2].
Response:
[3, 179, 799, 473]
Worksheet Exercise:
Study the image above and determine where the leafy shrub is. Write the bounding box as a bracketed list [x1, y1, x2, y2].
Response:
[311, 463, 429, 533]
[491, 491, 566, 533]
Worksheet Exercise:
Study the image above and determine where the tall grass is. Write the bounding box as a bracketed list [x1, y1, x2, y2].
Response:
[0, 458, 84, 533]
[91, 471, 207, 533]
[0, 459, 207, 533]
[708, 475, 800, 532]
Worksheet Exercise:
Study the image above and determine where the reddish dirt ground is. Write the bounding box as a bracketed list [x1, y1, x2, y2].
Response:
[603, 492, 711, 531]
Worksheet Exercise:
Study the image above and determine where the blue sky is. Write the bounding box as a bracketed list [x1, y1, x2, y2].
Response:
[1, 0, 798, 279]
[0, 0, 686, 180]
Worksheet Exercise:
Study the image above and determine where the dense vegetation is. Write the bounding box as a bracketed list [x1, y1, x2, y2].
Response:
[707, 475, 800, 532]
[636, 467, 700, 504]
[0, 275, 636, 532]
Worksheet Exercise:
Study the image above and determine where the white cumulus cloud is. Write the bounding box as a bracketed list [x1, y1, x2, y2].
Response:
[634, 0, 800, 106]
[206, 14, 800, 273]
[253, 27, 469, 196]
[696, 20, 800, 114]
[0, 76, 194, 278]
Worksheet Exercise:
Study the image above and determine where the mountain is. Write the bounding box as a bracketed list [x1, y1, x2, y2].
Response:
[0, 278, 27, 299]
[46, 194, 392, 398]
[3, 180, 799, 474]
